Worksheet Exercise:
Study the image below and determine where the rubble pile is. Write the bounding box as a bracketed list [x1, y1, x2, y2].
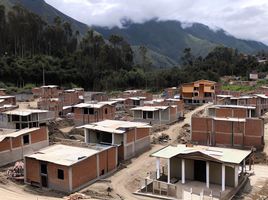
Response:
[64, 193, 88, 200]
[177, 123, 191, 144]
[7, 161, 24, 180]
[152, 133, 170, 144]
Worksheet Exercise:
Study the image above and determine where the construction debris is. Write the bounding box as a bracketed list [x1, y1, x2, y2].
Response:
[177, 123, 191, 144]
[64, 193, 88, 200]
[7, 161, 24, 180]
[152, 133, 170, 144]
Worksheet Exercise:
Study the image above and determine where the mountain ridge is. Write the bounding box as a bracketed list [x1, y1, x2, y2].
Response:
[94, 19, 268, 62]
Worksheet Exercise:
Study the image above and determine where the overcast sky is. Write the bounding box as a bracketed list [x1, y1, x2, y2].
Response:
[45, 0, 268, 44]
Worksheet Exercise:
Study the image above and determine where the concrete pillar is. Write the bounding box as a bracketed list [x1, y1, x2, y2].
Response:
[249, 109, 252, 118]
[84, 129, 88, 143]
[206, 161, 209, 188]
[243, 159, 246, 172]
[222, 164, 225, 191]
[167, 158, 170, 184]
[182, 159, 185, 184]
[156, 157, 160, 179]
[68, 167, 73, 192]
[96, 154, 100, 177]
[234, 165, 239, 187]
[112, 133, 115, 145]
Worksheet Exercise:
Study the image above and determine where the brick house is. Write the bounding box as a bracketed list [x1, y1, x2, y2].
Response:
[181, 80, 216, 104]
[215, 94, 268, 116]
[24, 144, 117, 193]
[0, 109, 55, 129]
[79, 120, 151, 160]
[73, 102, 116, 125]
[191, 106, 264, 149]
[0, 126, 49, 167]
[131, 105, 181, 124]
[138, 144, 253, 199]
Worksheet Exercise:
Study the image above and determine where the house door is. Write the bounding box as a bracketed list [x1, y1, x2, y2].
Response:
[40, 163, 48, 187]
[41, 176, 48, 187]
[194, 160, 206, 182]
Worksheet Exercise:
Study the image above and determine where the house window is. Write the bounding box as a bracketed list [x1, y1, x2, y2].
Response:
[133, 100, 140, 106]
[57, 169, 64, 180]
[23, 135, 29, 145]
[194, 87, 198, 91]
[147, 111, 153, 119]
[143, 111, 146, 119]
[211, 86, 215, 90]
[194, 92, 198, 97]
[105, 108, 108, 114]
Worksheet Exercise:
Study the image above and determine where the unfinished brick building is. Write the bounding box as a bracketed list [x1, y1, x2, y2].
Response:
[216, 94, 268, 116]
[0, 126, 49, 167]
[191, 105, 264, 149]
[24, 144, 117, 193]
[80, 120, 151, 160]
[73, 102, 116, 125]
[131, 105, 182, 124]
[0, 109, 55, 129]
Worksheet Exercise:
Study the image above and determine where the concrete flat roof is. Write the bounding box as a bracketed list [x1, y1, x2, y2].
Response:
[26, 144, 111, 166]
[4, 109, 50, 116]
[151, 144, 251, 164]
[128, 97, 147, 100]
[0, 127, 40, 142]
[74, 103, 104, 109]
[213, 117, 246, 122]
[131, 106, 169, 111]
[210, 105, 256, 109]
[78, 120, 151, 134]
[0, 96, 15, 99]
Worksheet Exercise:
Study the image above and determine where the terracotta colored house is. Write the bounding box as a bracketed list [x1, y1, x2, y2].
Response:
[0, 126, 49, 167]
[138, 144, 253, 199]
[73, 102, 116, 125]
[24, 144, 117, 193]
[191, 106, 264, 149]
[61, 89, 84, 107]
[80, 120, 151, 160]
[181, 80, 216, 104]
[32, 85, 61, 99]
[0, 109, 55, 129]
[131, 105, 181, 124]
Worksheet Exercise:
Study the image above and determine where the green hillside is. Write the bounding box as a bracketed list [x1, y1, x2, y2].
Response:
[94, 19, 268, 62]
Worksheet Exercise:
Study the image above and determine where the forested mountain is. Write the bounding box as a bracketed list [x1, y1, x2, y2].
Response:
[0, 0, 90, 34]
[95, 19, 268, 62]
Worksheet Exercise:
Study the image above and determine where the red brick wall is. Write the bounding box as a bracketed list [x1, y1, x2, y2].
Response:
[215, 108, 232, 118]
[0, 138, 10, 151]
[136, 128, 150, 140]
[31, 127, 48, 144]
[25, 157, 40, 184]
[126, 129, 135, 143]
[12, 136, 21, 148]
[72, 155, 97, 189]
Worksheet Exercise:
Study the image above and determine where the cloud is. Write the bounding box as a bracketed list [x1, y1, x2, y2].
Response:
[45, 0, 268, 44]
